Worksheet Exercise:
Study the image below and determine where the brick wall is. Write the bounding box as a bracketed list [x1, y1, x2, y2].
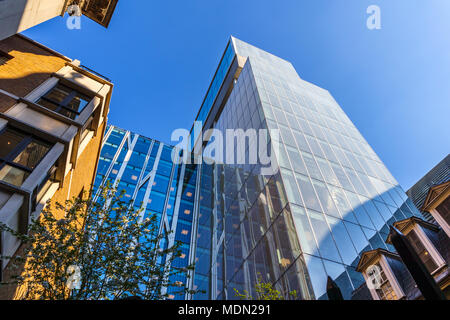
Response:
[0, 35, 68, 112]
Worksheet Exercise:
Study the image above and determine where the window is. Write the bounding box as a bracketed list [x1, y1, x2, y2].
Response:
[436, 197, 450, 225]
[406, 229, 438, 273]
[0, 50, 13, 66]
[0, 128, 51, 186]
[372, 263, 398, 300]
[37, 83, 92, 119]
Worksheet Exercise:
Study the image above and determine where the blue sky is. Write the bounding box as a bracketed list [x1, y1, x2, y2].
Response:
[23, 0, 449, 190]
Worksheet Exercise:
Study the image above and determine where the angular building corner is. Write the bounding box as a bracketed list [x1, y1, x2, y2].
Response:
[98, 36, 449, 300]
[0, 33, 113, 299]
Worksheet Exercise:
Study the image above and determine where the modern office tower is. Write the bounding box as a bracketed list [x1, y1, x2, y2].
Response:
[0, 34, 113, 299]
[190, 37, 426, 300]
[407, 154, 450, 223]
[93, 125, 199, 300]
[94, 37, 433, 300]
[0, 0, 118, 41]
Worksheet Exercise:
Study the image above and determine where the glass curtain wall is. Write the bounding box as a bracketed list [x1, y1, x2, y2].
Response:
[192, 38, 424, 300]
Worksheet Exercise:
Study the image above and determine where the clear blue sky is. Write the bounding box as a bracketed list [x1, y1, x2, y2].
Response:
[23, 0, 449, 190]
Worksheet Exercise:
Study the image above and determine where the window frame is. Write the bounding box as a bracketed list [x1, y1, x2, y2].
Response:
[373, 262, 398, 300]
[37, 82, 93, 120]
[362, 255, 405, 300]
[0, 127, 52, 186]
[403, 223, 446, 274]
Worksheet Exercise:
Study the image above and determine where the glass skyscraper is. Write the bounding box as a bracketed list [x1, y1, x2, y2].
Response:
[93, 125, 200, 300]
[94, 37, 424, 300]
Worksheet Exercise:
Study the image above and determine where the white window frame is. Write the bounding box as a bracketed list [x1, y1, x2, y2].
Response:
[405, 224, 446, 274]
[430, 208, 450, 238]
[363, 255, 405, 300]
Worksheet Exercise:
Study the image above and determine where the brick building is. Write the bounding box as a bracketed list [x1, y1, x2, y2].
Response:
[0, 34, 113, 299]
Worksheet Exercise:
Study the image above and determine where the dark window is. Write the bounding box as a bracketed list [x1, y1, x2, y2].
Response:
[436, 197, 450, 226]
[0, 50, 13, 66]
[406, 229, 438, 273]
[0, 128, 51, 187]
[37, 83, 92, 120]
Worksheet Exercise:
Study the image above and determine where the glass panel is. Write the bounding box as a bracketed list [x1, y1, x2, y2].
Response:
[346, 192, 375, 229]
[285, 145, 308, 175]
[0, 129, 25, 159]
[67, 92, 91, 112]
[323, 260, 354, 300]
[308, 209, 342, 263]
[327, 216, 359, 266]
[38, 84, 91, 117]
[13, 141, 50, 170]
[291, 205, 318, 255]
[345, 167, 368, 197]
[303, 254, 328, 299]
[316, 157, 340, 187]
[319, 141, 338, 163]
[280, 169, 302, 206]
[292, 130, 311, 153]
[0, 164, 29, 186]
[301, 152, 322, 180]
[344, 222, 369, 253]
[147, 190, 167, 213]
[296, 174, 322, 212]
[152, 174, 170, 194]
[328, 185, 357, 223]
[306, 135, 324, 158]
[273, 108, 288, 126]
[279, 125, 296, 147]
[361, 197, 385, 231]
[330, 163, 354, 192]
[373, 201, 391, 222]
[406, 229, 438, 273]
[312, 179, 340, 218]
[43, 84, 70, 104]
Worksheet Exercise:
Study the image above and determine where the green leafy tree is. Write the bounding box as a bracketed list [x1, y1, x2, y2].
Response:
[234, 274, 298, 300]
[0, 183, 195, 300]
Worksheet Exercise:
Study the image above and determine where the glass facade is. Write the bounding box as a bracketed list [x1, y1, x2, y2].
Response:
[95, 37, 424, 300]
[191, 41, 236, 145]
[94, 125, 199, 300]
[189, 38, 423, 300]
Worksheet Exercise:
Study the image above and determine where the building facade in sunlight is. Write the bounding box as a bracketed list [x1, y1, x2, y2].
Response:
[0, 0, 118, 41]
[190, 37, 428, 300]
[94, 37, 446, 300]
[0, 34, 113, 298]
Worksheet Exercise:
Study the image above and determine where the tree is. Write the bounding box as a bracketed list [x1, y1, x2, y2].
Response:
[234, 274, 298, 300]
[0, 183, 196, 300]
